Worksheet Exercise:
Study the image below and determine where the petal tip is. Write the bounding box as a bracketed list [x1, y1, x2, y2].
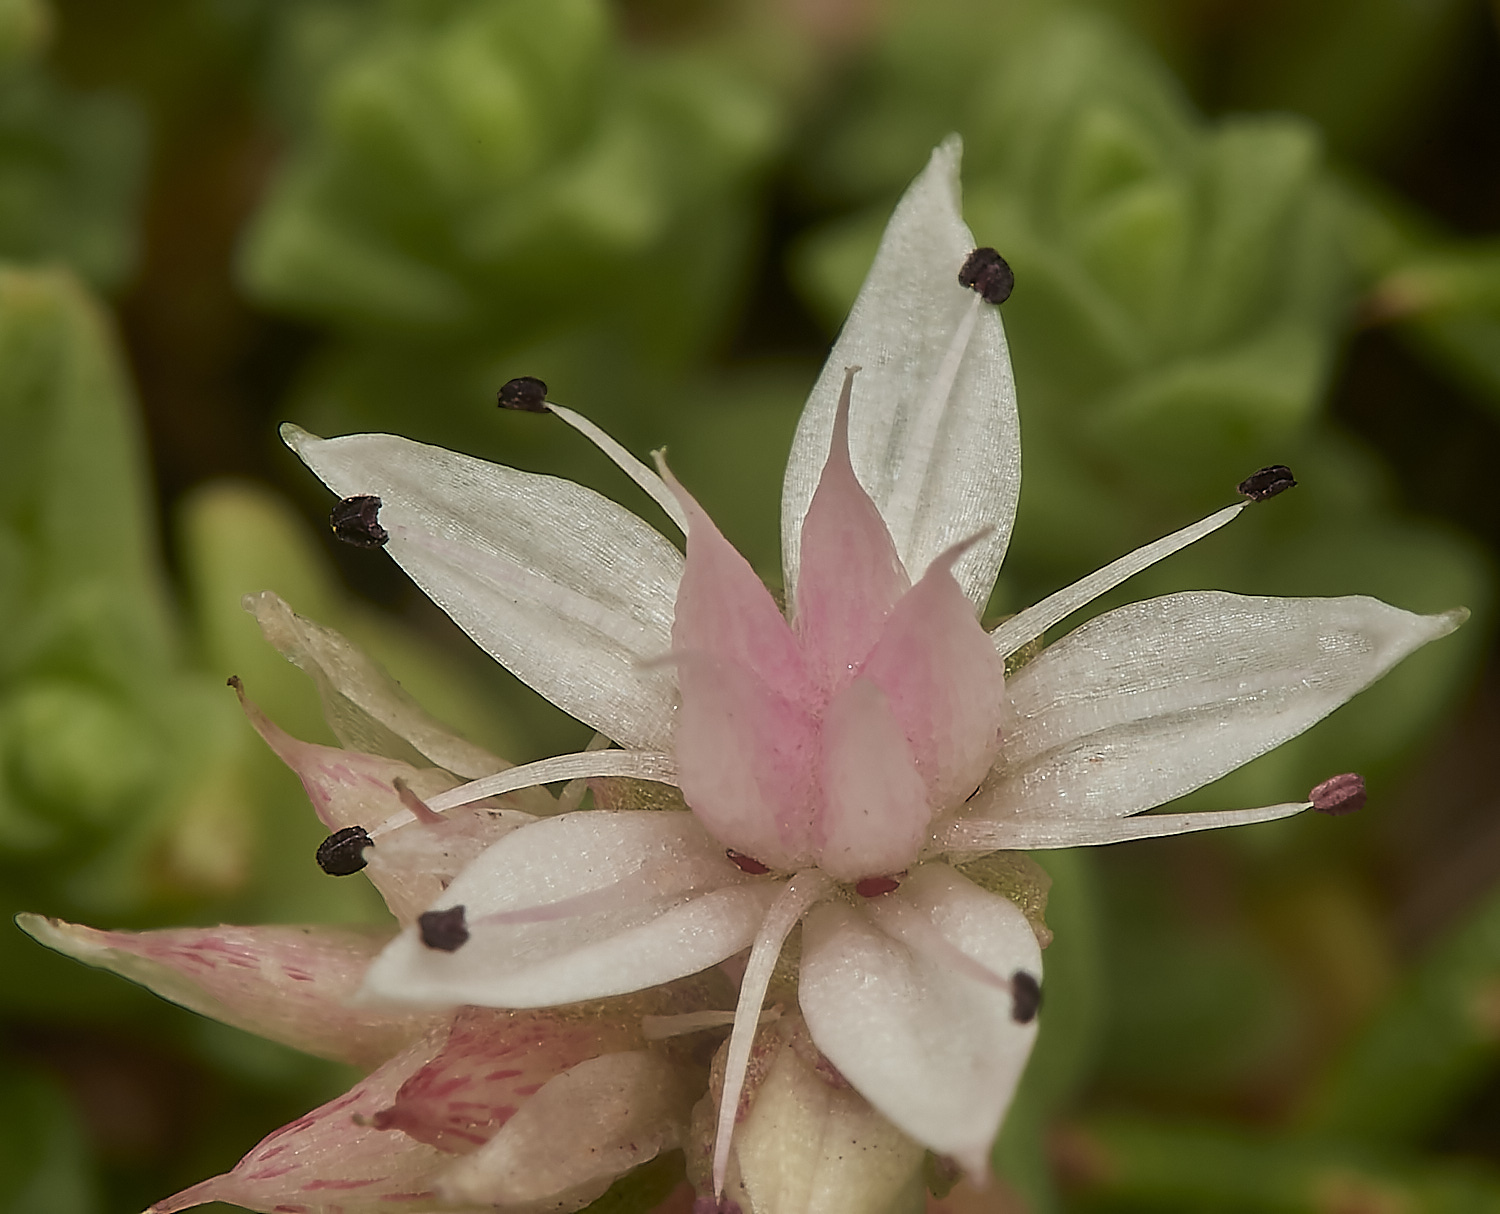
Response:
[278, 421, 317, 454]
[1434, 605, 1471, 635]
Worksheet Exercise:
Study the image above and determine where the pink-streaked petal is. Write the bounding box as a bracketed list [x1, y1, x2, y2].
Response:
[145, 1025, 456, 1214]
[977, 592, 1467, 825]
[662, 458, 810, 707]
[794, 369, 910, 695]
[816, 677, 931, 882]
[782, 137, 1019, 610]
[282, 425, 684, 750]
[361, 812, 781, 1009]
[436, 1051, 696, 1209]
[799, 864, 1041, 1179]
[860, 546, 1007, 808]
[675, 654, 820, 869]
[372, 1006, 637, 1153]
[18, 916, 438, 1070]
[246, 590, 517, 783]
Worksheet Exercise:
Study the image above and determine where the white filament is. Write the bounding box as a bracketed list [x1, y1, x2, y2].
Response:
[941, 800, 1311, 852]
[546, 403, 689, 535]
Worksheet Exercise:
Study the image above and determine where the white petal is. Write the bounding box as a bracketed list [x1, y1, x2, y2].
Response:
[782, 137, 1019, 610]
[988, 503, 1245, 658]
[435, 1050, 693, 1210]
[282, 426, 684, 750]
[361, 811, 779, 1009]
[976, 592, 1466, 824]
[799, 864, 1041, 1177]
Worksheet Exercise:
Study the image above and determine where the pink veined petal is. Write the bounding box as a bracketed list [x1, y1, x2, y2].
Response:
[794, 368, 911, 696]
[371, 1006, 638, 1153]
[675, 653, 821, 869]
[798, 864, 1042, 1180]
[661, 457, 811, 707]
[360, 811, 782, 1009]
[145, 1025, 458, 1214]
[17, 916, 438, 1070]
[816, 676, 932, 881]
[860, 544, 1007, 809]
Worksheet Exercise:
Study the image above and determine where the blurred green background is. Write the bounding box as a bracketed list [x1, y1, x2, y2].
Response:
[3, 0, 1500, 1210]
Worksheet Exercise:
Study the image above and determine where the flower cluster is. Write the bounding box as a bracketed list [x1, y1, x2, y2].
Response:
[24, 139, 1462, 1214]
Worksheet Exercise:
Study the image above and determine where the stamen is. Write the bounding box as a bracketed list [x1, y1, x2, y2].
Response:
[726, 850, 771, 875]
[712, 870, 834, 1197]
[958, 247, 1014, 305]
[543, 401, 690, 535]
[1310, 772, 1366, 816]
[315, 825, 372, 875]
[418, 906, 469, 951]
[989, 502, 1246, 659]
[1010, 970, 1042, 1024]
[941, 800, 1311, 851]
[416, 749, 678, 818]
[641, 1007, 781, 1041]
[392, 777, 445, 826]
[854, 875, 901, 898]
[1237, 464, 1297, 502]
[496, 376, 549, 412]
[329, 495, 389, 548]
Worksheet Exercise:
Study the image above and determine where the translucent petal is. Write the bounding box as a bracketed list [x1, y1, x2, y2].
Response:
[977, 592, 1466, 824]
[18, 916, 436, 1070]
[816, 677, 931, 881]
[799, 864, 1041, 1178]
[145, 1027, 454, 1214]
[794, 369, 910, 694]
[782, 137, 1019, 610]
[675, 654, 820, 869]
[282, 426, 683, 749]
[361, 811, 780, 1009]
[860, 545, 1007, 809]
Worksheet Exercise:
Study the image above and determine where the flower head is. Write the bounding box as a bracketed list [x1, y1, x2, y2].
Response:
[276, 138, 1465, 1203]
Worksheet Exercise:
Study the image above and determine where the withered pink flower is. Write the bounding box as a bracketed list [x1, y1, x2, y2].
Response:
[276, 136, 1466, 1200]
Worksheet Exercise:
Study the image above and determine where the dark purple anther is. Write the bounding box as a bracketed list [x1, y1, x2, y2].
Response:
[419, 906, 469, 951]
[1237, 465, 1297, 502]
[1310, 772, 1367, 816]
[497, 376, 550, 412]
[958, 247, 1014, 304]
[1010, 970, 1042, 1024]
[726, 849, 771, 875]
[316, 825, 373, 876]
[330, 495, 389, 548]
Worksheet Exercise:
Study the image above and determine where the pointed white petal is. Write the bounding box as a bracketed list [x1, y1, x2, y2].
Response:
[361, 811, 779, 1009]
[988, 503, 1245, 658]
[942, 799, 1311, 851]
[282, 426, 683, 750]
[246, 590, 513, 781]
[799, 864, 1041, 1177]
[782, 138, 1019, 610]
[977, 592, 1466, 824]
[436, 1050, 694, 1210]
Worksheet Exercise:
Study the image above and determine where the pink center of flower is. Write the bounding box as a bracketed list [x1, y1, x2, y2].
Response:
[664, 371, 1008, 882]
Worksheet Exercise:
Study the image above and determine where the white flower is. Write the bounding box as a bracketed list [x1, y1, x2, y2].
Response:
[282, 137, 1464, 1197]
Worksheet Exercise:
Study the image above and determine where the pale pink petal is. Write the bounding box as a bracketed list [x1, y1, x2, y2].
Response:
[860, 546, 1007, 808]
[18, 916, 438, 1070]
[794, 369, 910, 695]
[145, 1026, 458, 1214]
[436, 1051, 696, 1209]
[675, 653, 820, 869]
[371, 1006, 638, 1152]
[662, 459, 810, 706]
[799, 864, 1041, 1179]
[816, 677, 931, 881]
[361, 811, 782, 1008]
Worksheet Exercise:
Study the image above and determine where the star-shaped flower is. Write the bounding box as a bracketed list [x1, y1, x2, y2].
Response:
[280, 137, 1463, 1200]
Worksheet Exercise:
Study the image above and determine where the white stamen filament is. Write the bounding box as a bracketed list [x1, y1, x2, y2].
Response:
[941, 800, 1312, 852]
[988, 502, 1246, 659]
[545, 403, 690, 535]
[641, 1007, 782, 1041]
[882, 294, 981, 551]
[713, 869, 834, 1197]
[368, 748, 678, 835]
